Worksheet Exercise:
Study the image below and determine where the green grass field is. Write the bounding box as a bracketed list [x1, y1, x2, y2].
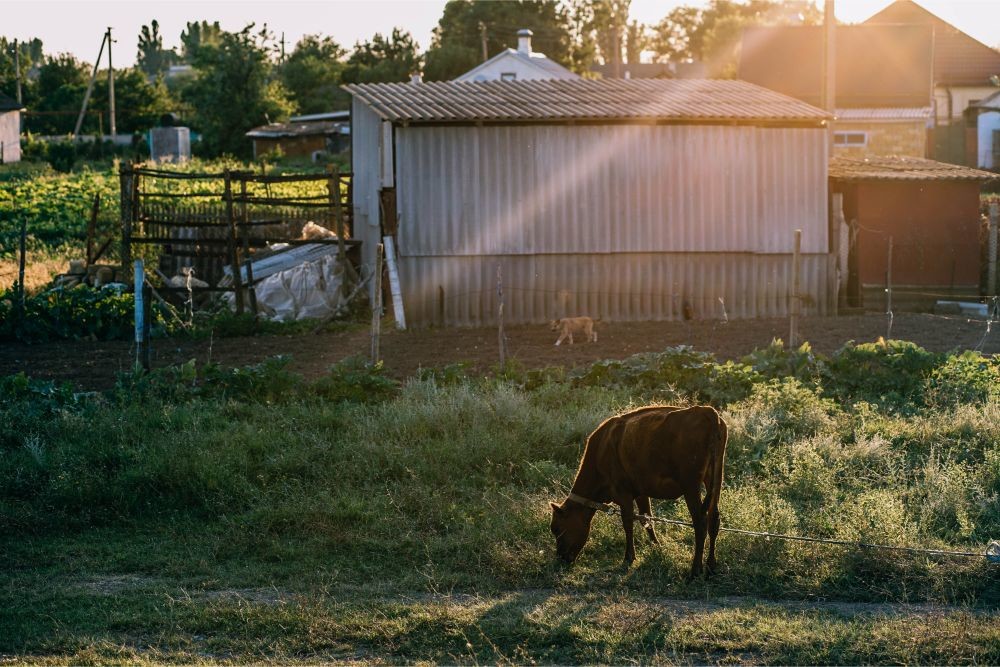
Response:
[2, 344, 999, 664]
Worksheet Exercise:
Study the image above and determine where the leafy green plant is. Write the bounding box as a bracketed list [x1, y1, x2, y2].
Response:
[313, 356, 399, 404]
[742, 338, 823, 386]
[823, 339, 943, 411]
[0, 284, 175, 343]
[924, 351, 1000, 408]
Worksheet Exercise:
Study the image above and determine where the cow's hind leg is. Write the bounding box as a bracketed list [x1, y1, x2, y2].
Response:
[706, 507, 721, 576]
[619, 494, 636, 565]
[683, 489, 707, 580]
[636, 496, 659, 545]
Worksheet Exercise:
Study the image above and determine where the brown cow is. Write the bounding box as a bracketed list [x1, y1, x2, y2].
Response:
[549, 405, 728, 579]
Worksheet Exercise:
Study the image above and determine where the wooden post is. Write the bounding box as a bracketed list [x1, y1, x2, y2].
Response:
[790, 229, 802, 347]
[497, 264, 507, 368]
[438, 285, 445, 327]
[328, 165, 351, 298]
[17, 215, 26, 312]
[988, 203, 998, 298]
[86, 193, 100, 265]
[370, 244, 384, 364]
[886, 235, 894, 340]
[134, 259, 150, 370]
[119, 163, 133, 276]
[383, 235, 406, 330]
[237, 176, 258, 317]
[224, 171, 245, 314]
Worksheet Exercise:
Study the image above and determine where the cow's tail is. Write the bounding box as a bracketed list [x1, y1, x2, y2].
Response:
[701, 410, 728, 517]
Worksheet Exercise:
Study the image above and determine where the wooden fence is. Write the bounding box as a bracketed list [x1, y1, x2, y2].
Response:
[120, 164, 359, 314]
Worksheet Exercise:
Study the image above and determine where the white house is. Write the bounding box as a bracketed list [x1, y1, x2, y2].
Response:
[0, 93, 23, 164]
[455, 29, 578, 83]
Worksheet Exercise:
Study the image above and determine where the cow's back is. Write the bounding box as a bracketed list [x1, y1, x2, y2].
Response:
[615, 406, 722, 496]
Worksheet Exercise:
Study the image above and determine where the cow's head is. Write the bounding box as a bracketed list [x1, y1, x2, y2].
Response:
[549, 501, 594, 563]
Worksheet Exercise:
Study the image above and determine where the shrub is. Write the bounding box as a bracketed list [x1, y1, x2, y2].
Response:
[0, 284, 174, 343]
[742, 338, 823, 386]
[823, 339, 943, 410]
[313, 356, 399, 404]
[924, 351, 1000, 408]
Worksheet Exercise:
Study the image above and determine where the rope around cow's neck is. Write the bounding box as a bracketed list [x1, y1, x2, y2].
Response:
[569, 494, 998, 562]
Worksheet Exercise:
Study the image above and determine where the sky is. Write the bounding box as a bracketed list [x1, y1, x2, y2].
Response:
[2, 0, 1000, 67]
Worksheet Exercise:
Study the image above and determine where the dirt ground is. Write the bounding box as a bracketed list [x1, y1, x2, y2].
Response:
[3, 311, 998, 391]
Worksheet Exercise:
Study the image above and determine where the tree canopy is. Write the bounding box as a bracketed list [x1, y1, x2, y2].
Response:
[341, 28, 421, 84]
[181, 25, 293, 157]
[278, 35, 348, 114]
[424, 0, 574, 81]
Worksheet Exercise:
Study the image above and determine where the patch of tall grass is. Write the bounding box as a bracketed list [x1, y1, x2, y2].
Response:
[2, 342, 999, 604]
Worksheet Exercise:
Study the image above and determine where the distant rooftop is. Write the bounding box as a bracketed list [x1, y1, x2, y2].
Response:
[0, 92, 24, 112]
[246, 121, 348, 139]
[344, 78, 830, 125]
[829, 155, 998, 181]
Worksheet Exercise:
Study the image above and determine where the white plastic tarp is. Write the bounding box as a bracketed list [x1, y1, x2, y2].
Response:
[225, 253, 345, 321]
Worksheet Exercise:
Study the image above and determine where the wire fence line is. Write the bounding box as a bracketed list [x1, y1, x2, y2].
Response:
[588, 504, 996, 562]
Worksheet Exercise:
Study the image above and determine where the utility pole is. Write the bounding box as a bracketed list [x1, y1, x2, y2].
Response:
[74, 31, 108, 137]
[478, 22, 488, 62]
[280, 32, 286, 63]
[107, 27, 116, 140]
[13, 39, 22, 105]
[823, 0, 836, 152]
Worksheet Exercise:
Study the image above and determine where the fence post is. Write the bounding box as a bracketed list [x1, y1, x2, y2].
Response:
[86, 193, 100, 265]
[119, 163, 133, 276]
[17, 214, 26, 313]
[886, 235, 894, 340]
[134, 259, 150, 370]
[370, 243, 384, 365]
[789, 229, 801, 347]
[237, 175, 258, 317]
[223, 170, 245, 314]
[328, 165, 351, 298]
[497, 263, 507, 368]
[989, 203, 998, 298]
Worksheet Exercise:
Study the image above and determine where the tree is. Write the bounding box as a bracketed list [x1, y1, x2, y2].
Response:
[137, 20, 175, 78]
[0, 37, 43, 103]
[649, 0, 821, 76]
[31, 53, 89, 134]
[91, 67, 173, 134]
[341, 28, 420, 84]
[180, 20, 223, 62]
[181, 24, 293, 157]
[278, 34, 347, 114]
[423, 0, 574, 81]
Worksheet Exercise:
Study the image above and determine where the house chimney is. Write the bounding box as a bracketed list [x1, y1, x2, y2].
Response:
[517, 28, 533, 55]
[410, 72, 422, 84]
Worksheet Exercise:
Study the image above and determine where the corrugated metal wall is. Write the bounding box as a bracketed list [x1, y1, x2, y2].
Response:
[352, 117, 833, 326]
[351, 99, 385, 281]
[399, 253, 835, 327]
[395, 124, 828, 256]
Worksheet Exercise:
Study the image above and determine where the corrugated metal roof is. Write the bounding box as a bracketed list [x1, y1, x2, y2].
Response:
[245, 120, 345, 138]
[829, 155, 998, 181]
[835, 107, 932, 120]
[344, 79, 830, 124]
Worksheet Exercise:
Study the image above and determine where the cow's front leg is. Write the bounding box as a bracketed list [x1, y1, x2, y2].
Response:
[619, 495, 636, 565]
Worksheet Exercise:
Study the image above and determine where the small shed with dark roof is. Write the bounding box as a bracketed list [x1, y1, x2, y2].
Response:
[346, 78, 833, 326]
[245, 120, 349, 159]
[829, 155, 997, 306]
[0, 92, 24, 164]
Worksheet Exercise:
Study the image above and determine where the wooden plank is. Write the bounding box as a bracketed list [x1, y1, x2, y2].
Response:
[383, 235, 406, 330]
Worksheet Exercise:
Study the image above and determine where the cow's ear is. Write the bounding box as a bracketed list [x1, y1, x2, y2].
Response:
[550, 502, 562, 513]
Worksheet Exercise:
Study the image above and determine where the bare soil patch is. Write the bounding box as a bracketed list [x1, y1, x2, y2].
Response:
[2, 312, 997, 391]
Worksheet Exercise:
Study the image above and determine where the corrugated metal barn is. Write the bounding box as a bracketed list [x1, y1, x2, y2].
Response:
[346, 79, 834, 327]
